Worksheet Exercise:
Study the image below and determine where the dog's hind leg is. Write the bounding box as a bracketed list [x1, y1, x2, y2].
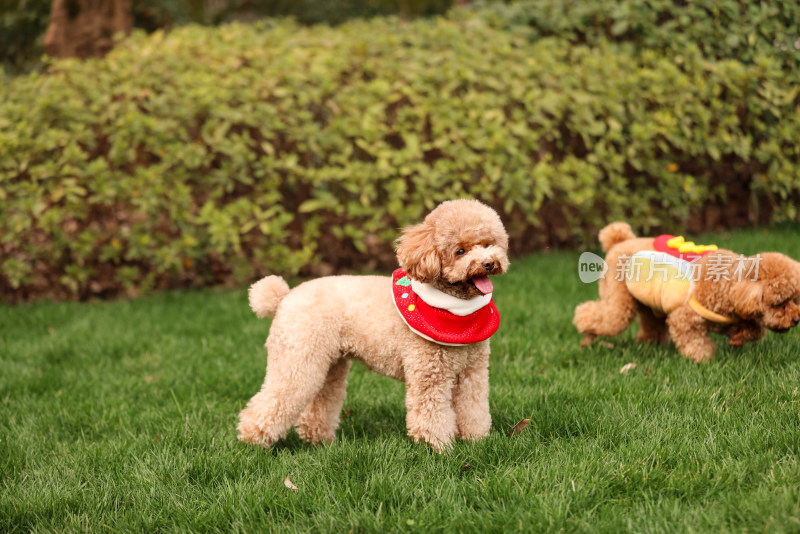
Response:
[237, 335, 337, 447]
[573, 270, 637, 346]
[296, 358, 352, 444]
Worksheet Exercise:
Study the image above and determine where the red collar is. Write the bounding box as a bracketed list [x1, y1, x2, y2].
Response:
[392, 268, 500, 345]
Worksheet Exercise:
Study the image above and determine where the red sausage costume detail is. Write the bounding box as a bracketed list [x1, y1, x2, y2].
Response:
[392, 268, 500, 346]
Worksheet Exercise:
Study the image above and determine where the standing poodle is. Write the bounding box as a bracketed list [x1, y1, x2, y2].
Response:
[574, 222, 800, 363]
[237, 199, 509, 452]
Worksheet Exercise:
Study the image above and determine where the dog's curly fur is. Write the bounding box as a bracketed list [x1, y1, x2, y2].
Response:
[237, 199, 509, 452]
[574, 222, 800, 363]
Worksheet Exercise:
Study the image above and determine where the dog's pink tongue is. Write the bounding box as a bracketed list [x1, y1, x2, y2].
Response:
[472, 276, 493, 294]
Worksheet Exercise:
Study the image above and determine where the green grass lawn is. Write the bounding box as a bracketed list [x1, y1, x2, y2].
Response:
[3, 225, 800, 533]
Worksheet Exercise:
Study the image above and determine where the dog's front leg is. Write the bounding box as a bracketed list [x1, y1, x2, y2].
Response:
[452, 347, 491, 441]
[667, 306, 716, 363]
[404, 353, 458, 453]
[726, 321, 766, 347]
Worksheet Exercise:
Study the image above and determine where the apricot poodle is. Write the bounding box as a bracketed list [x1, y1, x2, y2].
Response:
[237, 199, 509, 452]
[574, 222, 800, 363]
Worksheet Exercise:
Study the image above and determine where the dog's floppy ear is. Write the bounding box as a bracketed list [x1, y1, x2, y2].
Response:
[731, 280, 764, 319]
[395, 221, 441, 283]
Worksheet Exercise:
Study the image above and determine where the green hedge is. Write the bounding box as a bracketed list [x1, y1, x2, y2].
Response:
[0, 0, 456, 74]
[2, 9, 800, 300]
[473, 0, 800, 68]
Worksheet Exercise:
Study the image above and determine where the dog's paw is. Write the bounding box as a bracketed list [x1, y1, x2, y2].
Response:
[237, 411, 277, 447]
[296, 425, 335, 445]
[424, 437, 454, 454]
[409, 431, 454, 453]
[457, 429, 490, 442]
[684, 347, 714, 364]
[456, 414, 491, 441]
[727, 323, 765, 347]
[573, 302, 599, 334]
[728, 331, 745, 347]
[236, 422, 265, 446]
[580, 333, 596, 348]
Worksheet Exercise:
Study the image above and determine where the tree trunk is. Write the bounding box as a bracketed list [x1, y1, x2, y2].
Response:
[43, 0, 133, 59]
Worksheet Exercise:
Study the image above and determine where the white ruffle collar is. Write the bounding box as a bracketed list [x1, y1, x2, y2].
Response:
[411, 280, 492, 317]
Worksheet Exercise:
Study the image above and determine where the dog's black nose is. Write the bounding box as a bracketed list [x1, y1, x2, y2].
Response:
[793, 316, 800, 326]
[482, 259, 495, 272]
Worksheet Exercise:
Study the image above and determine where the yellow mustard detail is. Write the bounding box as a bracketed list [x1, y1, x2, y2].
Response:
[667, 236, 718, 254]
[666, 236, 685, 248]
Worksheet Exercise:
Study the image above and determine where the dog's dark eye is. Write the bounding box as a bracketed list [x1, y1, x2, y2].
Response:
[456, 248, 466, 256]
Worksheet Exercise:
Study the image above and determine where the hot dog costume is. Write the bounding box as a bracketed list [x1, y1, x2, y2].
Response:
[392, 268, 500, 345]
[625, 235, 736, 324]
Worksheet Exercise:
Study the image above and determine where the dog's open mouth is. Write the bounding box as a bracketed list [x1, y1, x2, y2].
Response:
[468, 276, 493, 295]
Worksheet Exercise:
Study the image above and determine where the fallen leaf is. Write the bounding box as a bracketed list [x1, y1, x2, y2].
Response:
[284, 475, 298, 492]
[508, 418, 530, 437]
[620, 363, 638, 374]
[598, 341, 615, 349]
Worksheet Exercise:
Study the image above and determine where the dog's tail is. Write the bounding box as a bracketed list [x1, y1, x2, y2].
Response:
[248, 276, 291, 318]
[598, 222, 636, 253]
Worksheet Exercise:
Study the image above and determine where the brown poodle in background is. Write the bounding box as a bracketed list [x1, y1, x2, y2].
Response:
[574, 222, 800, 363]
[237, 199, 509, 452]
